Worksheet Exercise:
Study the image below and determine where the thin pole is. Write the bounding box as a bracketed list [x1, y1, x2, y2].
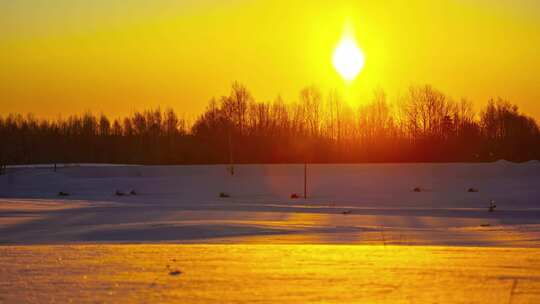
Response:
[304, 162, 307, 199]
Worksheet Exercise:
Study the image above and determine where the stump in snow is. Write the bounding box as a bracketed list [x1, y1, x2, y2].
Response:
[488, 200, 497, 212]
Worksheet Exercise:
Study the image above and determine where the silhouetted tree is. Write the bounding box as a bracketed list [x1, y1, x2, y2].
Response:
[0, 83, 538, 165]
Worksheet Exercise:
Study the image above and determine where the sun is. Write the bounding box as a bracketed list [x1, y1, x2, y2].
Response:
[332, 35, 365, 82]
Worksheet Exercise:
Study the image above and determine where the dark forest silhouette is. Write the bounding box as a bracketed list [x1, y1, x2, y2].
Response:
[1, 83, 539, 165]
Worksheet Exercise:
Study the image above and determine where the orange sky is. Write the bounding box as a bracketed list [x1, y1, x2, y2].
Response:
[1, 0, 539, 120]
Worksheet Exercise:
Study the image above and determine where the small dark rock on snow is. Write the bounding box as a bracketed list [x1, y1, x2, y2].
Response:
[58, 191, 70, 196]
[115, 190, 125, 196]
[290, 193, 300, 199]
[169, 270, 182, 276]
[219, 192, 230, 198]
[413, 187, 422, 192]
[467, 188, 479, 193]
[342, 210, 352, 215]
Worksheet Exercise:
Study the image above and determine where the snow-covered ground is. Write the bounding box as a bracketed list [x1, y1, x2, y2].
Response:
[1, 244, 539, 303]
[2, 163, 540, 303]
[1, 161, 539, 246]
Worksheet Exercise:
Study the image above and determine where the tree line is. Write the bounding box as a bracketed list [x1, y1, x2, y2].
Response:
[1, 82, 539, 165]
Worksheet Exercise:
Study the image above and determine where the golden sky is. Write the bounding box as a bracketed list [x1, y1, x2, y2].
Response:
[1, 0, 539, 119]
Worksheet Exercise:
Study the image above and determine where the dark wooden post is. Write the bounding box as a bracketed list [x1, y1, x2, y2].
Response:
[304, 162, 307, 199]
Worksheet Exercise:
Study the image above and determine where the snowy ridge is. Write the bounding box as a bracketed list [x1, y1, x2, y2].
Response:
[1, 162, 539, 246]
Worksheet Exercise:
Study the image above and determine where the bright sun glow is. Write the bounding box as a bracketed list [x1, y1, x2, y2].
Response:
[332, 36, 365, 82]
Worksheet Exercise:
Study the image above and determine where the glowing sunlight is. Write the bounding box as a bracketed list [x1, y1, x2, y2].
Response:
[332, 32, 365, 82]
